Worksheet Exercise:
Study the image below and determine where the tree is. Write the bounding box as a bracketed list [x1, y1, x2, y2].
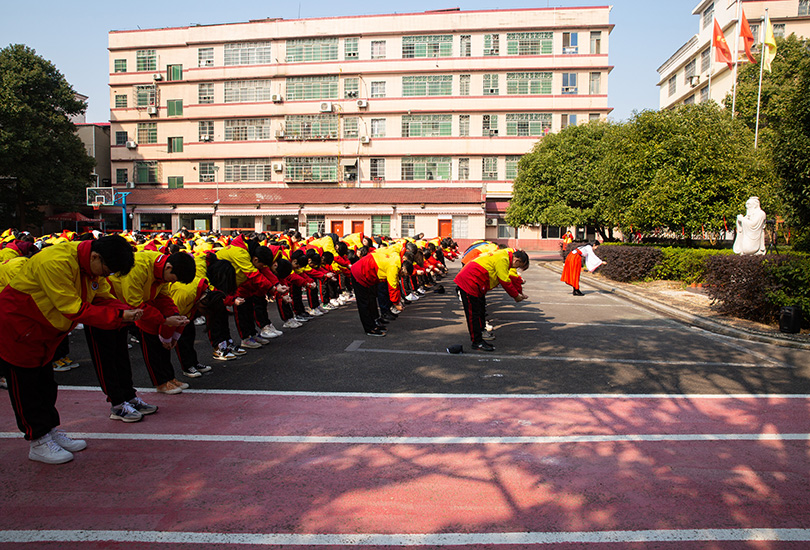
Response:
[506, 121, 619, 241]
[0, 44, 95, 230]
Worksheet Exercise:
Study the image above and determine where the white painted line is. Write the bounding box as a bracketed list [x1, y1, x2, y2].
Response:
[344, 340, 364, 352]
[2, 528, 810, 545]
[3, 431, 808, 445]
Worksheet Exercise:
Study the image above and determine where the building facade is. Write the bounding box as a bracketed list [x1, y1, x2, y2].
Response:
[658, 0, 810, 112]
[107, 7, 612, 249]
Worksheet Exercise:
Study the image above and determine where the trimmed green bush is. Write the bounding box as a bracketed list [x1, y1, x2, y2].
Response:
[597, 245, 663, 283]
[652, 248, 734, 285]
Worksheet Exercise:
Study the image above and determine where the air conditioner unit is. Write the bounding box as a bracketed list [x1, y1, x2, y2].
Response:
[359, 135, 371, 144]
[200, 135, 212, 142]
[689, 75, 700, 87]
[147, 106, 158, 116]
[126, 181, 135, 189]
[153, 73, 163, 81]
[489, 129, 499, 136]
[125, 141, 138, 149]
[271, 94, 283, 103]
[356, 99, 369, 108]
[346, 52, 358, 58]
[273, 163, 284, 172]
[485, 218, 498, 226]
[486, 88, 497, 95]
[275, 130, 286, 139]
[319, 101, 333, 112]
[346, 90, 358, 99]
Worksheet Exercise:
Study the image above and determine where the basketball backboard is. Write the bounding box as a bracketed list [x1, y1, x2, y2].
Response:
[86, 187, 115, 206]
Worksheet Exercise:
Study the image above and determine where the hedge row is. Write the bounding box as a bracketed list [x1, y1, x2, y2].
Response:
[560, 242, 810, 325]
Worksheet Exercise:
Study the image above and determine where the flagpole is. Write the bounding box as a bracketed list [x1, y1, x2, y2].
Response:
[709, 21, 714, 101]
[731, 0, 742, 117]
[754, 10, 768, 149]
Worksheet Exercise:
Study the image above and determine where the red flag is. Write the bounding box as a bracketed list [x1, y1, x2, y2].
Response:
[713, 19, 733, 69]
[740, 8, 756, 63]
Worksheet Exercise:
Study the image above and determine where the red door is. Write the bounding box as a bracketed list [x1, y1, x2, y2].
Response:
[331, 221, 344, 236]
[352, 221, 364, 234]
[438, 219, 452, 238]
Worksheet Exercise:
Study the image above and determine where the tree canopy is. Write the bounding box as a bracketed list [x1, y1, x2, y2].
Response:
[0, 44, 94, 229]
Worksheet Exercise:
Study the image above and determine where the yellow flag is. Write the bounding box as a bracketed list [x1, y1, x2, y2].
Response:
[763, 13, 777, 72]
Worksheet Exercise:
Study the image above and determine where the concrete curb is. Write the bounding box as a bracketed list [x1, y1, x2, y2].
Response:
[542, 263, 810, 351]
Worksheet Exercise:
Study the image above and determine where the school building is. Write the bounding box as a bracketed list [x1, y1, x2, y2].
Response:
[106, 6, 612, 249]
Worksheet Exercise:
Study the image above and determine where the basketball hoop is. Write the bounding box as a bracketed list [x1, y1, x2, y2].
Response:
[92, 203, 100, 211]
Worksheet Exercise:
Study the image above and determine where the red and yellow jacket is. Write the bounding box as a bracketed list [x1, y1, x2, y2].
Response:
[0, 256, 28, 289]
[454, 248, 521, 299]
[350, 249, 403, 303]
[0, 241, 130, 368]
[215, 234, 274, 293]
[169, 276, 208, 318]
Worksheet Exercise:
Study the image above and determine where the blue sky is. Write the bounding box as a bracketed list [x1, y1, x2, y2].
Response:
[3, 0, 699, 123]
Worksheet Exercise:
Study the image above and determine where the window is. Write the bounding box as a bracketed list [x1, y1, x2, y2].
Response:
[225, 158, 273, 182]
[114, 59, 127, 73]
[225, 79, 275, 102]
[168, 176, 184, 189]
[344, 37, 359, 60]
[458, 158, 469, 181]
[402, 75, 452, 96]
[589, 72, 601, 94]
[370, 118, 386, 137]
[283, 114, 338, 139]
[801, 0, 809, 16]
[306, 215, 326, 236]
[402, 35, 452, 58]
[286, 38, 338, 62]
[561, 114, 577, 128]
[506, 113, 551, 136]
[137, 122, 157, 144]
[402, 114, 452, 137]
[225, 118, 275, 141]
[459, 74, 470, 96]
[562, 73, 578, 94]
[285, 76, 338, 100]
[370, 158, 385, 180]
[460, 35, 471, 57]
[168, 137, 183, 153]
[371, 40, 386, 59]
[459, 115, 470, 137]
[198, 48, 214, 67]
[199, 162, 216, 182]
[750, 24, 760, 46]
[482, 157, 498, 180]
[590, 31, 602, 54]
[668, 75, 677, 97]
[589, 113, 601, 122]
[370, 81, 386, 98]
[506, 32, 553, 55]
[285, 157, 338, 182]
[343, 117, 359, 138]
[136, 49, 156, 72]
[371, 215, 391, 236]
[483, 74, 499, 95]
[167, 64, 182, 81]
[484, 34, 499, 56]
[401, 214, 415, 238]
[563, 32, 579, 54]
[542, 225, 564, 239]
[702, 3, 714, 30]
[199, 121, 214, 141]
[198, 83, 214, 104]
[498, 221, 515, 239]
[134, 161, 158, 184]
[115, 131, 128, 146]
[483, 114, 498, 135]
[401, 157, 451, 180]
[684, 95, 695, 105]
[452, 216, 468, 239]
[700, 49, 711, 73]
[700, 86, 709, 103]
[507, 72, 552, 95]
[116, 168, 128, 185]
[166, 99, 183, 117]
[115, 94, 127, 108]
[684, 59, 696, 85]
[773, 24, 785, 38]
[135, 85, 157, 106]
[344, 78, 359, 99]
[506, 156, 521, 180]
[224, 42, 272, 65]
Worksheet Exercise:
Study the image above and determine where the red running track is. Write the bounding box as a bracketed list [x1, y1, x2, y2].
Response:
[1, 388, 809, 548]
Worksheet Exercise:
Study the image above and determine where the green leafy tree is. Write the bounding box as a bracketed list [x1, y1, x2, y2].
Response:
[507, 121, 619, 241]
[0, 44, 94, 229]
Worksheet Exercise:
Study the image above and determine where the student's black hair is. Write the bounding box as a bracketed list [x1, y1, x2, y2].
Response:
[513, 249, 530, 269]
[254, 246, 275, 267]
[402, 251, 415, 263]
[290, 249, 306, 263]
[167, 243, 184, 255]
[206, 258, 236, 295]
[91, 235, 135, 276]
[77, 232, 96, 241]
[405, 242, 418, 255]
[414, 250, 425, 266]
[306, 248, 322, 267]
[427, 242, 436, 253]
[274, 258, 293, 279]
[335, 241, 348, 257]
[246, 238, 259, 258]
[167, 252, 196, 284]
[348, 249, 360, 264]
[402, 259, 414, 276]
[322, 251, 334, 264]
[358, 245, 370, 258]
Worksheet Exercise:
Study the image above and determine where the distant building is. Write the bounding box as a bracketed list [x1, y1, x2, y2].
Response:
[108, 7, 612, 247]
[658, 0, 810, 111]
[75, 123, 111, 186]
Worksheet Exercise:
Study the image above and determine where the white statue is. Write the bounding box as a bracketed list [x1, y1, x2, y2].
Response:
[733, 196, 767, 255]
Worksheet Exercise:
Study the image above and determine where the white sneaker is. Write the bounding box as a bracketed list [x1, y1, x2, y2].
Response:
[29, 433, 74, 464]
[389, 306, 401, 316]
[307, 307, 324, 317]
[485, 322, 494, 332]
[73, 323, 84, 330]
[329, 299, 341, 307]
[282, 319, 302, 329]
[317, 305, 330, 314]
[416, 287, 427, 295]
[260, 325, 281, 339]
[48, 428, 87, 452]
[193, 317, 206, 326]
[407, 292, 419, 301]
[294, 315, 310, 323]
